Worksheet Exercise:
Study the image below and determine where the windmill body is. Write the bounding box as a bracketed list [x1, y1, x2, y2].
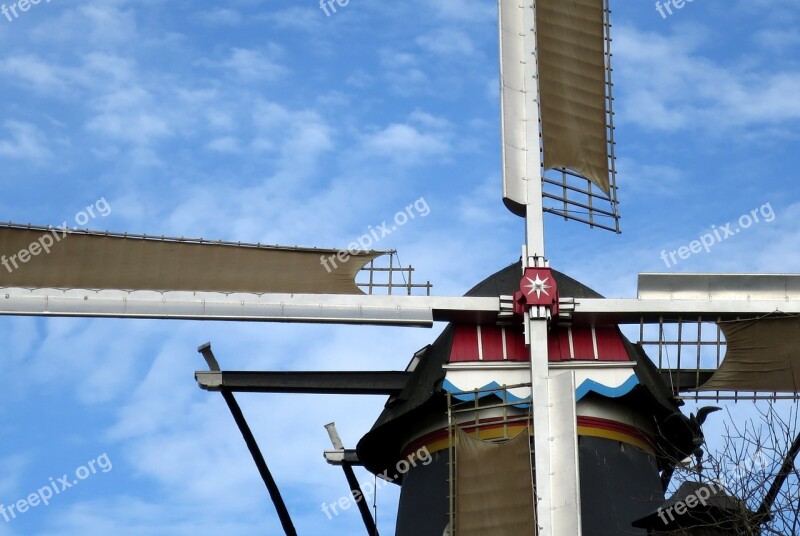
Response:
[357, 264, 697, 535]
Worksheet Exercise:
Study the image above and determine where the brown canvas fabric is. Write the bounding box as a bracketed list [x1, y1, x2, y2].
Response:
[701, 316, 800, 392]
[538, 0, 610, 194]
[455, 427, 536, 535]
[0, 226, 379, 294]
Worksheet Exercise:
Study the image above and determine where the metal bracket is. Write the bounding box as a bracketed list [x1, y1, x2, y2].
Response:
[555, 297, 576, 326]
[324, 423, 379, 536]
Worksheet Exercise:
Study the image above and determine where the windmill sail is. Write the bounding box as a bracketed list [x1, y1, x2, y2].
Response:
[498, 0, 533, 215]
[499, 0, 619, 231]
[538, 0, 610, 194]
[0, 224, 380, 295]
[699, 316, 800, 392]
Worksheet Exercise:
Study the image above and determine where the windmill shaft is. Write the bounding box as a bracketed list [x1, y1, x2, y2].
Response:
[511, 0, 584, 530]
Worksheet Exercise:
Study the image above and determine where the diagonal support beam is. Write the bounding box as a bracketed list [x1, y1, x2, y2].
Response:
[325, 423, 379, 536]
[197, 343, 297, 536]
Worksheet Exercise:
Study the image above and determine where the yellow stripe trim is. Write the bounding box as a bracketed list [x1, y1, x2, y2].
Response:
[577, 425, 655, 455]
[410, 425, 654, 456]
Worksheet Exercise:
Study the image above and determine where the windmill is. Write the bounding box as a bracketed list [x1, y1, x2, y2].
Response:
[2, 1, 800, 536]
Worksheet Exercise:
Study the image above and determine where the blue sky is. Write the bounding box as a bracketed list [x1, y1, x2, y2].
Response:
[0, 0, 799, 534]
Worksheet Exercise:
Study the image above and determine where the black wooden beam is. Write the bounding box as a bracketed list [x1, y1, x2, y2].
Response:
[197, 344, 297, 536]
[195, 371, 411, 395]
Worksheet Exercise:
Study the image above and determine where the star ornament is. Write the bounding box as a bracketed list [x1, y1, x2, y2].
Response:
[523, 274, 551, 299]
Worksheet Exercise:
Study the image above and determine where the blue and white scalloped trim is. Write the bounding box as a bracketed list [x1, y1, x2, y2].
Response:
[442, 374, 639, 406]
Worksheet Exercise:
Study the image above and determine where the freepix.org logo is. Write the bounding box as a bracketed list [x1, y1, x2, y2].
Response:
[320, 197, 430, 273]
[0, 453, 112, 523]
[655, 0, 696, 20]
[1, 197, 112, 275]
[659, 202, 775, 268]
[321, 446, 432, 520]
[1, 0, 53, 23]
[319, 0, 350, 17]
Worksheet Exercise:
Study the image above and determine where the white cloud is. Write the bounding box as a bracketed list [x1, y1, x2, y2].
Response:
[251, 100, 333, 170]
[0, 453, 32, 497]
[218, 47, 288, 82]
[416, 28, 476, 56]
[194, 8, 243, 27]
[207, 136, 242, 154]
[345, 70, 374, 89]
[86, 87, 173, 146]
[0, 120, 52, 161]
[615, 157, 685, 198]
[615, 24, 800, 132]
[362, 123, 450, 164]
[260, 6, 325, 33]
[359, 111, 453, 166]
[80, 53, 136, 86]
[28, 3, 138, 47]
[0, 55, 68, 94]
[428, 0, 496, 22]
[754, 28, 800, 49]
[204, 109, 236, 131]
[379, 50, 429, 95]
[457, 174, 502, 224]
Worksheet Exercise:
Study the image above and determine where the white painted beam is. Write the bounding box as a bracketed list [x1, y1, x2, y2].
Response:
[571, 298, 800, 324]
[0, 288, 500, 327]
[639, 273, 800, 301]
[546, 370, 582, 535]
